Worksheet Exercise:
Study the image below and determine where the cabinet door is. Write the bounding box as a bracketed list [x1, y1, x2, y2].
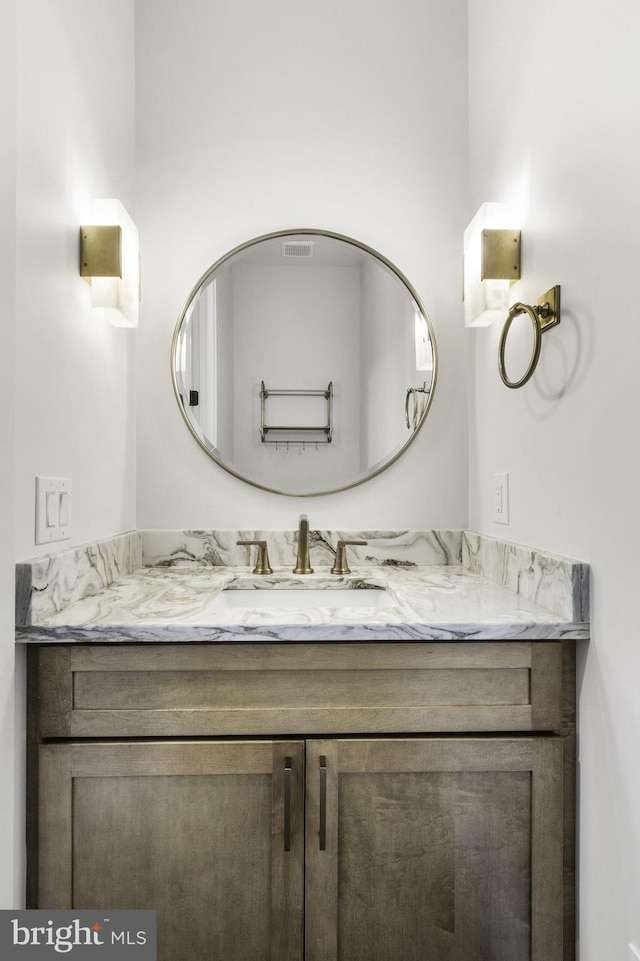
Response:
[38, 740, 305, 961]
[305, 738, 563, 961]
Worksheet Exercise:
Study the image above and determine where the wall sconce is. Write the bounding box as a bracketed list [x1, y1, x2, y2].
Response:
[80, 199, 139, 327]
[463, 202, 520, 327]
[464, 202, 562, 387]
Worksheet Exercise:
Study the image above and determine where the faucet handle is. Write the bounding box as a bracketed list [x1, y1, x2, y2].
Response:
[331, 540, 368, 575]
[237, 540, 273, 575]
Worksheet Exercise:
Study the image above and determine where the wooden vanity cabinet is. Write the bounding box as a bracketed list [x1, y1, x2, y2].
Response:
[28, 641, 575, 961]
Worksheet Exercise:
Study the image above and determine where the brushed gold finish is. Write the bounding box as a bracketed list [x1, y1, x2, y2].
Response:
[331, 540, 368, 575]
[284, 757, 293, 852]
[318, 755, 327, 851]
[481, 229, 521, 281]
[80, 225, 122, 279]
[293, 515, 313, 574]
[236, 540, 273, 574]
[537, 284, 561, 332]
[499, 285, 561, 389]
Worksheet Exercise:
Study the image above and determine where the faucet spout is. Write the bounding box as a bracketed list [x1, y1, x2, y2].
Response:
[293, 514, 314, 574]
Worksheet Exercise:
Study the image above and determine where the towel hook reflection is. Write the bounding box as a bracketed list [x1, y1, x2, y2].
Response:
[405, 382, 430, 430]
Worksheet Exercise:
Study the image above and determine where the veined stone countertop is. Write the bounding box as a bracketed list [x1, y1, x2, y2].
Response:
[15, 530, 589, 643]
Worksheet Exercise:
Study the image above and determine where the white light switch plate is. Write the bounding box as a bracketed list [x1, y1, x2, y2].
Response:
[629, 944, 640, 961]
[35, 476, 72, 545]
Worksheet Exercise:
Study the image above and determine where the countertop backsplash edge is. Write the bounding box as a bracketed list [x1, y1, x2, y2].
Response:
[15, 530, 142, 626]
[461, 531, 589, 622]
[15, 528, 589, 628]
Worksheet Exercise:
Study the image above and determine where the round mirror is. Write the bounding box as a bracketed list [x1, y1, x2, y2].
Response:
[171, 229, 438, 495]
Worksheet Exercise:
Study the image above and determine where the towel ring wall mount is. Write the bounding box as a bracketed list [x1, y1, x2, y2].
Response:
[498, 285, 561, 389]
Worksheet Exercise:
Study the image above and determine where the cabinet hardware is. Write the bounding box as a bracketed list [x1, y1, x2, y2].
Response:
[319, 755, 327, 851]
[284, 756, 292, 852]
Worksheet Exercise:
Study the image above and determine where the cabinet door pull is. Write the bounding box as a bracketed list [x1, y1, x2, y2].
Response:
[284, 756, 292, 852]
[319, 755, 327, 851]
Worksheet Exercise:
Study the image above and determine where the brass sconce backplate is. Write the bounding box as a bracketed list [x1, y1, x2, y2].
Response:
[481, 229, 521, 281]
[80, 225, 122, 279]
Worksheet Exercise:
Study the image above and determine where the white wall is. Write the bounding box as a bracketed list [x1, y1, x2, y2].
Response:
[467, 1, 640, 956]
[15, 0, 137, 563]
[134, 0, 469, 528]
[0, 0, 20, 909]
[232, 263, 361, 492]
[360, 258, 418, 470]
[6, 0, 137, 906]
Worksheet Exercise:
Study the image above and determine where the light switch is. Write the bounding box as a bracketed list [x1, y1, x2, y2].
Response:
[35, 477, 72, 544]
[45, 491, 59, 528]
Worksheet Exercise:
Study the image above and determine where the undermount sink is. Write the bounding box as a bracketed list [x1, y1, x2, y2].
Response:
[213, 588, 393, 611]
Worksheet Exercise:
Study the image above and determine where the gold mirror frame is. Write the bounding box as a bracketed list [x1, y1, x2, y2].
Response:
[171, 228, 438, 496]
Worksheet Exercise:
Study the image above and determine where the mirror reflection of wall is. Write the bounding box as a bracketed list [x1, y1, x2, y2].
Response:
[172, 231, 437, 496]
[233, 261, 360, 491]
[360, 257, 417, 472]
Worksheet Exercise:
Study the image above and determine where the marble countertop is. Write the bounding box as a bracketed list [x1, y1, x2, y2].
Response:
[16, 562, 589, 643]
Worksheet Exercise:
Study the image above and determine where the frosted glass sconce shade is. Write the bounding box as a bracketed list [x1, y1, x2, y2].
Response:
[80, 199, 139, 328]
[414, 309, 434, 371]
[463, 202, 520, 327]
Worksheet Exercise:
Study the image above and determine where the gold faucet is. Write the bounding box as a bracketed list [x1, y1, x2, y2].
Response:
[331, 539, 368, 575]
[237, 540, 273, 574]
[293, 514, 314, 574]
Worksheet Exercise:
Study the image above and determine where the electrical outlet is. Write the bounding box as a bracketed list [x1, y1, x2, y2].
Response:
[493, 472, 509, 525]
[629, 944, 640, 961]
[35, 476, 72, 545]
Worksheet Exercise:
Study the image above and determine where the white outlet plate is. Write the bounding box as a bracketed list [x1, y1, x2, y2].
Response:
[35, 476, 72, 545]
[493, 471, 509, 525]
[629, 944, 640, 961]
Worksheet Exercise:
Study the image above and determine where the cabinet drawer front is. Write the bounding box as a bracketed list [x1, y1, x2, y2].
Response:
[35, 642, 563, 736]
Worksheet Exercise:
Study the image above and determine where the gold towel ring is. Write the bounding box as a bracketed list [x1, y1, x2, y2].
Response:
[498, 286, 561, 389]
